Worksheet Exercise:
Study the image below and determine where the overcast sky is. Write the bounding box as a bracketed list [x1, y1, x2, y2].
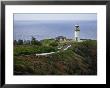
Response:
[14, 13, 97, 21]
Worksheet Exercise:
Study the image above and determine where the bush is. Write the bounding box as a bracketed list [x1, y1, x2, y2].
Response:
[14, 40, 17, 45]
[31, 37, 42, 46]
[14, 40, 97, 75]
[71, 40, 97, 57]
[17, 40, 23, 45]
[36, 46, 58, 53]
[14, 45, 58, 56]
[49, 41, 58, 47]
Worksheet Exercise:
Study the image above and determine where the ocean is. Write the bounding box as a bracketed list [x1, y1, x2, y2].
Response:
[14, 20, 97, 41]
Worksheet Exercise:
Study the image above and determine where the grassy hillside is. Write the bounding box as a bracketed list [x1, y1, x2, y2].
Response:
[14, 40, 97, 75]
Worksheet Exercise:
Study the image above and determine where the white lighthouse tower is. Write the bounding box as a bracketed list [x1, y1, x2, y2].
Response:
[74, 25, 80, 42]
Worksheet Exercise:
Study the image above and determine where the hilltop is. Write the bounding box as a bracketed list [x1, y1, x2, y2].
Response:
[14, 40, 97, 75]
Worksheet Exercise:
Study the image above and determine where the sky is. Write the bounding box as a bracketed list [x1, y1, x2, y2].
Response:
[14, 13, 97, 40]
[14, 13, 97, 21]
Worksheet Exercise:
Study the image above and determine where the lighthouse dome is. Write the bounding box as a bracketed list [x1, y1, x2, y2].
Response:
[75, 25, 79, 27]
[75, 25, 80, 31]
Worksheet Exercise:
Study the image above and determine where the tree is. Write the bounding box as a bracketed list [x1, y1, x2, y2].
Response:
[31, 37, 36, 45]
[17, 39, 23, 45]
[31, 37, 41, 46]
[14, 40, 17, 45]
[24, 40, 31, 45]
[35, 41, 42, 46]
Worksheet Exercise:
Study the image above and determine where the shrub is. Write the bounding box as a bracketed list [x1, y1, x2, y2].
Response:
[50, 41, 58, 47]
[14, 45, 58, 56]
[17, 39, 23, 45]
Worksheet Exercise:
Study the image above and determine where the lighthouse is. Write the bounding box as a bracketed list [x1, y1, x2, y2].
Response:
[74, 25, 80, 42]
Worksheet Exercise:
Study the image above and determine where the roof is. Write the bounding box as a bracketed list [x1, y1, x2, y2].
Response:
[75, 25, 80, 31]
[56, 36, 66, 40]
[75, 25, 79, 27]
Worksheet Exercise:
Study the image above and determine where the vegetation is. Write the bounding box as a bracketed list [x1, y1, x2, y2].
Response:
[14, 37, 97, 75]
[14, 45, 58, 56]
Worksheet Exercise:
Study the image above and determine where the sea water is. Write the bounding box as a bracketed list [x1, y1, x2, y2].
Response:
[14, 20, 97, 41]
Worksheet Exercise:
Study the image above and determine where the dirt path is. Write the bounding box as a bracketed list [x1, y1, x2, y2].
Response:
[36, 44, 72, 56]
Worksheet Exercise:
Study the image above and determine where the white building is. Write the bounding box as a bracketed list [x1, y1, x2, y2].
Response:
[74, 25, 80, 42]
